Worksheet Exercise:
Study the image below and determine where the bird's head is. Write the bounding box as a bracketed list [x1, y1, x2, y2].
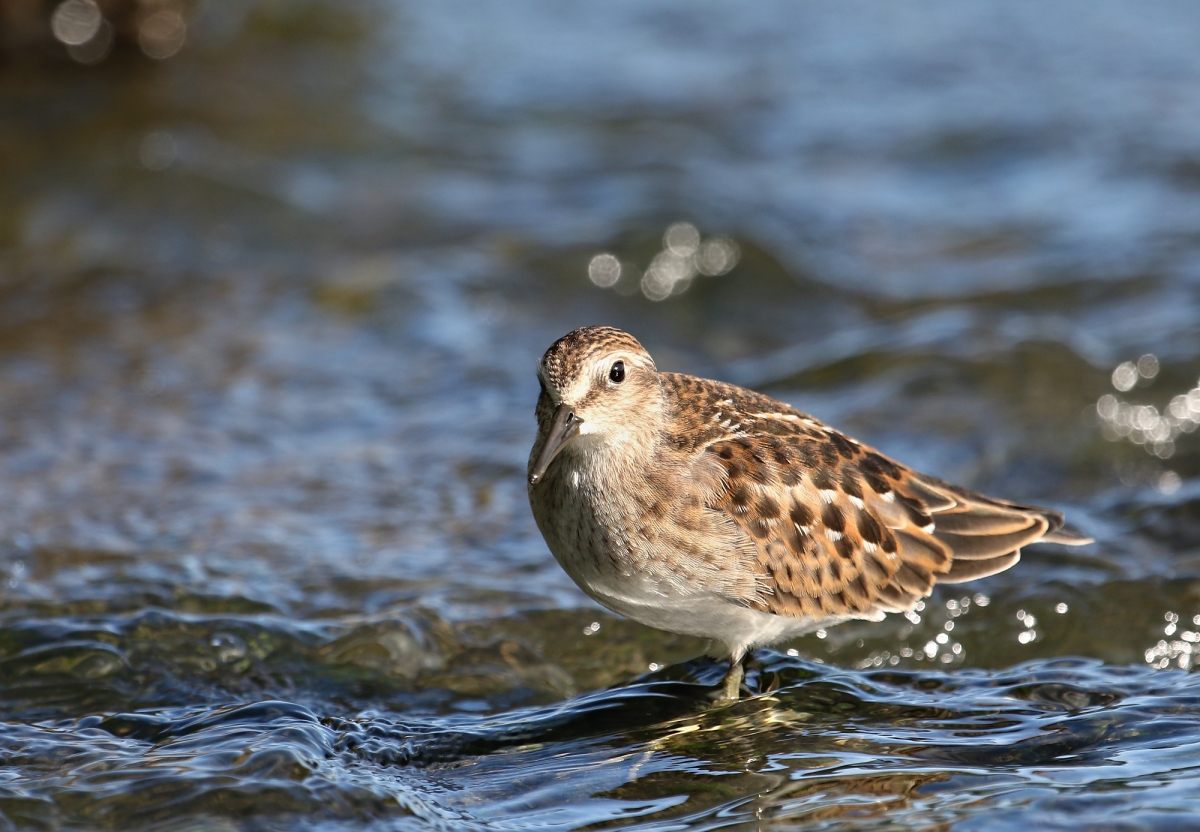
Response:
[528, 326, 662, 485]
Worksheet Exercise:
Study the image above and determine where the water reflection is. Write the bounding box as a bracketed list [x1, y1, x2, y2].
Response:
[50, 0, 102, 46]
[586, 222, 740, 301]
[137, 7, 187, 59]
[587, 252, 621, 287]
[7, 654, 1200, 829]
[43, 0, 189, 63]
[1096, 354, 1200, 459]
[1145, 612, 1200, 670]
[50, 0, 115, 63]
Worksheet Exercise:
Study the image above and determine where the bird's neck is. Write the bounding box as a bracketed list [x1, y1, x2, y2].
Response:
[562, 417, 671, 507]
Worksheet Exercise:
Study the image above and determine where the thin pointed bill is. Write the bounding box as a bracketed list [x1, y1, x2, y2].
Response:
[529, 404, 581, 485]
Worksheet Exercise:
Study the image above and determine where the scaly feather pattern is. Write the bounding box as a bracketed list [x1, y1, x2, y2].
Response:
[661, 372, 1086, 621]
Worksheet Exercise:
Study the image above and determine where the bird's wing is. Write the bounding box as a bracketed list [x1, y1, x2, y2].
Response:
[693, 408, 1089, 621]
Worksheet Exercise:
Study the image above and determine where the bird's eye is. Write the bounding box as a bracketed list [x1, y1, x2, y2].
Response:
[609, 360, 625, 384]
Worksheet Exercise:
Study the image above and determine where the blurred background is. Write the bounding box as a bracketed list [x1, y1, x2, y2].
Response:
[3, 1, 1200, 829]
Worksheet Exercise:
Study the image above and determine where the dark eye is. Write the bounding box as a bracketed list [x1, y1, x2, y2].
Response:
[609, 360, 625, 384]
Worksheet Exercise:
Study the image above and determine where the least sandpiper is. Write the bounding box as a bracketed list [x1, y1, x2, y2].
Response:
[527, 326, 1091, 703]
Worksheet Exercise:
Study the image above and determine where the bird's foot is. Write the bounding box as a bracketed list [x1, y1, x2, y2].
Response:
[713, 660, 744, 706]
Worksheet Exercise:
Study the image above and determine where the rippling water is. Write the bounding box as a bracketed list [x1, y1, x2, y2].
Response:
[2, 2, 1200, 829]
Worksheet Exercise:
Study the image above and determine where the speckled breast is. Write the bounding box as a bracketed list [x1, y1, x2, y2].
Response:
[528, 454, 639, 598]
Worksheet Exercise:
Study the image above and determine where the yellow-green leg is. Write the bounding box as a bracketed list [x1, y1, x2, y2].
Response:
[715, 656, 744, 705]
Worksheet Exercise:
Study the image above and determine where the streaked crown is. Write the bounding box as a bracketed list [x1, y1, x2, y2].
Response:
[538, 326, 653, 395]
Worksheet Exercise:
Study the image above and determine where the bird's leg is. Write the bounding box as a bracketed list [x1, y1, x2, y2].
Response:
[715, 655, 745, 705]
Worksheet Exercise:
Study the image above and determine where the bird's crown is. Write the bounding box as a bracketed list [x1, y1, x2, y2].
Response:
[538, 326, 653, 394]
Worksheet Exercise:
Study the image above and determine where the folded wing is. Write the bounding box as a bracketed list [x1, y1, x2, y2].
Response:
[699, 417, 1090, 622]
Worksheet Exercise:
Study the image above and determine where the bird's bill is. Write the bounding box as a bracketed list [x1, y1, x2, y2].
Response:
[529, 404, 581, 485]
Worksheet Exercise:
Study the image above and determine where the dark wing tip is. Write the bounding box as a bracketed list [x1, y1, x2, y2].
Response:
[995, 504, 1093, 546]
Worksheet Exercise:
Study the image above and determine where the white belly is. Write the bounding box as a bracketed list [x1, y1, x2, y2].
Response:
[582, 580, 853, 660]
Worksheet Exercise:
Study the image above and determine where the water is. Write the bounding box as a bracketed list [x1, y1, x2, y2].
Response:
[2, 1, 1200, 828]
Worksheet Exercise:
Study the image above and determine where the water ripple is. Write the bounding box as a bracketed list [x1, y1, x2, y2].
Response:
[4, 658, 1199, 828]
[4, 1, 1200, 829]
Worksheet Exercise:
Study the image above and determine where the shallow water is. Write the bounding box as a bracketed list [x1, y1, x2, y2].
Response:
[2, 1, 1200, 829]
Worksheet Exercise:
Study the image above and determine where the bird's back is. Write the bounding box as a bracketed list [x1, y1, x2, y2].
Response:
[656, 371, 1089, 624]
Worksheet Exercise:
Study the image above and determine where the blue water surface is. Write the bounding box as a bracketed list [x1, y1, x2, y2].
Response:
[1, 2, 1199, 829]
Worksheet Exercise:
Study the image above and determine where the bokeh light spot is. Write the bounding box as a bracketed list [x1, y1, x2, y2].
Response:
[139, 10, 187, 60]
[1097, 360, 1198, 459]
[1112, 361, 1138, 392]
[663, 222, 700, 257]
[696, 237, 740, 276]
[641, 250, 695, 301]
[51, 0, 102, 46]
[586, 223, 742, 301]
[1159, 471, 1182, 495]
[587, 253, 621, 288]
[66, 20, 113, 64]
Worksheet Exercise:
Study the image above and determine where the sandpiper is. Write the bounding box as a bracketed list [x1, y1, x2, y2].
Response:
[527, 326, 1091, 703]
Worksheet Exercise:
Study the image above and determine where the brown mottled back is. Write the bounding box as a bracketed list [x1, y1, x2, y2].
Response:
[659, 372, 1081, 621]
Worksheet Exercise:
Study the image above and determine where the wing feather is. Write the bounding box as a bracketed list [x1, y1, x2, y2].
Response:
[941, 551, 1022, 584]
[693, 404, 1090, 622]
